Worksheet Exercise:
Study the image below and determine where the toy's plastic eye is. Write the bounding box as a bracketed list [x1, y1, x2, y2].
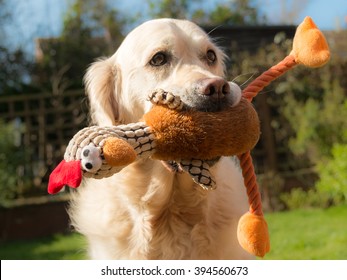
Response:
[150, 52, 168, 66]
[85, 162, 93, 170]
[206, 50, 217, 64]
[83, 149, 90, 157]
[81, 145, 102, 173]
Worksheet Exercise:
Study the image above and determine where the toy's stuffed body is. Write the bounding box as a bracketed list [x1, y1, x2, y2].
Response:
[48, 17, 330, 258]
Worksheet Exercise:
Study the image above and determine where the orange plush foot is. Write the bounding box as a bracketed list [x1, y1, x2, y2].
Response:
[237, 212, 270, 258]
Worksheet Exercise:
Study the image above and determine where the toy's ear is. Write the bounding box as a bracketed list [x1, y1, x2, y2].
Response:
[84, 57, 121, 126]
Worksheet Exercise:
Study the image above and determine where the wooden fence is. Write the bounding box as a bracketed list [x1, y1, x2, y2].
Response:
[0, 90, 88, 196]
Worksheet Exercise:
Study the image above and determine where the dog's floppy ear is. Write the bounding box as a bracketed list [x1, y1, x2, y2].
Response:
[84, 57, 120, 126]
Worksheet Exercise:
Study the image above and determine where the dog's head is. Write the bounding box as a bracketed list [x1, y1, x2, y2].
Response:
[85, 18, 241, 125]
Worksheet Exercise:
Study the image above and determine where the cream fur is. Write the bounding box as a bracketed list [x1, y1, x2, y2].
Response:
[69, 18, 253, 260]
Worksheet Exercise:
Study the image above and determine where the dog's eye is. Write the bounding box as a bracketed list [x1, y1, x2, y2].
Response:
[150, 52, 168, 67]
[206, 50, 217, 64]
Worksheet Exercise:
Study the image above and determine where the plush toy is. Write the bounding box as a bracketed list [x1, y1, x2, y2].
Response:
[48, 92, 260, 191]
[48, 17, 330, 258]
[235, 16, 329, 257]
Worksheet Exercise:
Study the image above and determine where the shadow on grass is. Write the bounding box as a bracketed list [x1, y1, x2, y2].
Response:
[0, 233, 87, 260]
[2, 206, 347, 260]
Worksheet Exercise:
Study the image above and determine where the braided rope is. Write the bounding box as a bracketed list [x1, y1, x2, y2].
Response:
[238, 54, 298, 216]
[238, 152, 262, 215]
[179, 159, 216, 190]
[242, 55, 297, 102]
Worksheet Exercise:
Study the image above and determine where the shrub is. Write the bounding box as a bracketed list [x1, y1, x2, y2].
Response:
[0, 119, 30, 205]
[280, 188, 330, 210]
[281, 144, 347, 209]
[316, 144, 347, 205]
[282, 78, 347, 165]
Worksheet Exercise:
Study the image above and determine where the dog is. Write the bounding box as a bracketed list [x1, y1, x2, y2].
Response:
[69, 18, 253, 260]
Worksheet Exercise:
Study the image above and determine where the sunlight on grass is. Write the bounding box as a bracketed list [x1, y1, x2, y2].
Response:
[1, 206, 346, 260]
[264, 205, 347, 260]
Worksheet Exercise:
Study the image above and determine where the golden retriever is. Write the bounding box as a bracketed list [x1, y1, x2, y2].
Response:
[69, 18, 253, 260]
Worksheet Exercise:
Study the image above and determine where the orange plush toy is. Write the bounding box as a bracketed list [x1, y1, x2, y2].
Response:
[48, 17, 330, 258]
[236, 16, 329, 257]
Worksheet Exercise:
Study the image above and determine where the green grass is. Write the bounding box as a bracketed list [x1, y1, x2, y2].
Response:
[0, 233, 87, 260]
[264, 205, 347, 260]
[1, 206, 346, 260]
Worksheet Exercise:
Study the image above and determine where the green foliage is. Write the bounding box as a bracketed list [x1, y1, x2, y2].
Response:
[0, 119, 29, 205]
[279, 136, 347, 210]
[0, 0, 32, 95]
[0, 46, 32, 95]
[207, 0, 261, 25]
[280, 188, 330, 210]
[34, 0, 126, 89]
[147, 0, 193, 19]
[316, 144, 347, 205]
[257, 171, 285, 211]
[282, 76, 347, 164]
[62, 0, 124, 42]
[279, 34, 347, 207]
[146, 0, 263, 25]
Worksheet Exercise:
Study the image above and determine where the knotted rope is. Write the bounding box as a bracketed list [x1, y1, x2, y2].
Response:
[238, 54, 298, 216]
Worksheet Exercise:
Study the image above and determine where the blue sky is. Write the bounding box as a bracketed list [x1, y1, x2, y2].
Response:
[3, 0, 347, 57]
[261, 0, 346, 29]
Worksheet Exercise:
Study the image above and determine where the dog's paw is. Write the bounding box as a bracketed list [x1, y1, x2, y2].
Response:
[148, 89, 183, 110]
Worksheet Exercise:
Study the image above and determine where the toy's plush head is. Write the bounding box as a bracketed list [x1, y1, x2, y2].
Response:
[144, 98, 260, 161]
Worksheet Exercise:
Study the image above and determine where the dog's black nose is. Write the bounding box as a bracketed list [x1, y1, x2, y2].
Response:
[198, 78, 230, 97]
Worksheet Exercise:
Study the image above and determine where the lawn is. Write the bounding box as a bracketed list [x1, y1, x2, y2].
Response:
[1, 205, 346, 260]
[0, 233, 87, 260]
[263, 205, 347, 260]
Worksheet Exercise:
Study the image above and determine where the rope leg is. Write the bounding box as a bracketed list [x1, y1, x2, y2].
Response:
[239, 54, 298, 215]
[179, 159, 216, 190]
[238, 152, 263, 216]
[242, 55, 297, 102]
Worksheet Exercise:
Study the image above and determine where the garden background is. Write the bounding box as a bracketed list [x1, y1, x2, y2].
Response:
[0, 0, 346, 260]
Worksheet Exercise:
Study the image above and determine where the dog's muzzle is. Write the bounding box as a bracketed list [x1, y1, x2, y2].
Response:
[183, 78, 242, 112]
